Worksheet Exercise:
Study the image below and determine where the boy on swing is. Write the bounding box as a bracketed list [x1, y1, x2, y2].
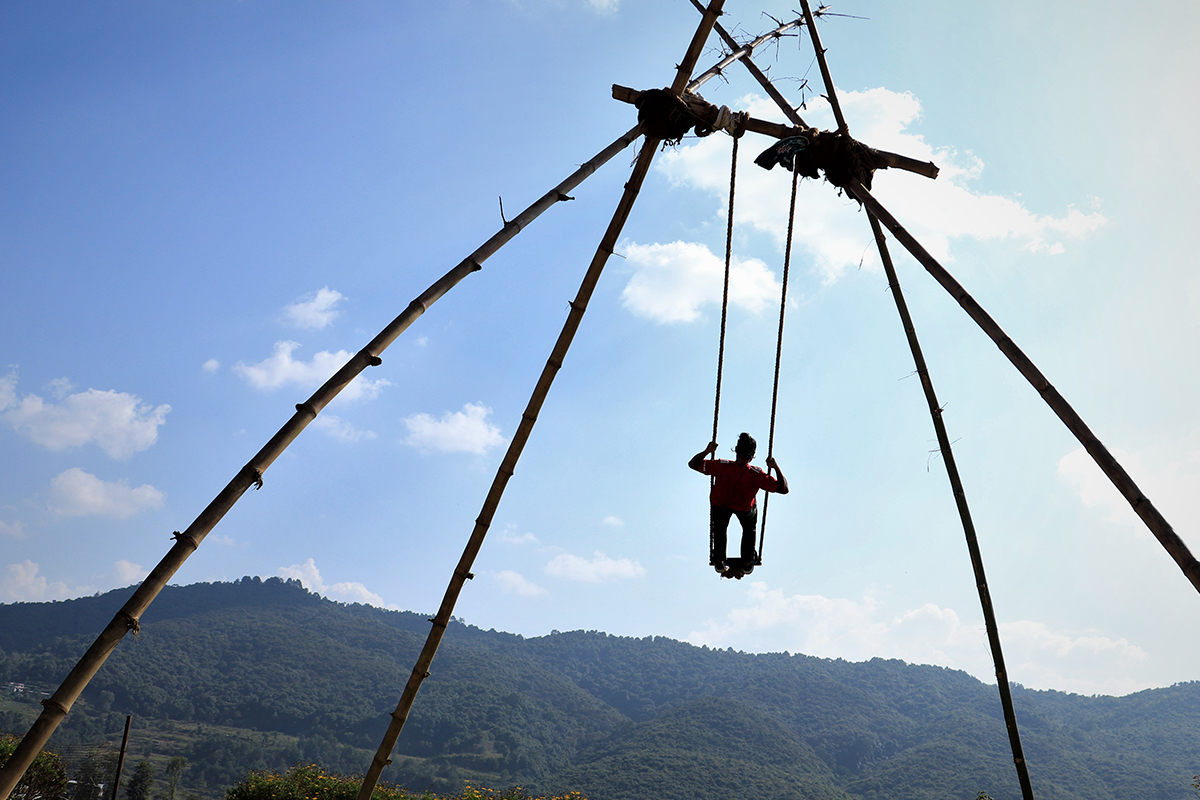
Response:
[688, 433, 789, 578]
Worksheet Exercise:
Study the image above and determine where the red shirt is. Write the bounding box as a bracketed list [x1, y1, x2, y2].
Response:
[700, 459, 778, 512]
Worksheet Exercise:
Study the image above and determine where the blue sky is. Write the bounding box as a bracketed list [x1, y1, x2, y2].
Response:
[2, 1, 1198, 699]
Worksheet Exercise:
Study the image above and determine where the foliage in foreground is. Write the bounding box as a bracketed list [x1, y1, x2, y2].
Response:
[225, 764, 587, 800]
[0, 734, 69, 800]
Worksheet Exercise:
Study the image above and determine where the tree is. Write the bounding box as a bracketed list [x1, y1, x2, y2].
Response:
[0, 735, 69, 800]
[124, 760, 155, 800]
[162, 757, 187, 800]
[71, 755, 104, 800]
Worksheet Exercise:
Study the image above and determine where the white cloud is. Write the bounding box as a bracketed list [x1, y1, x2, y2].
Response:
[48, 468, 165, 519]
[1057, 445, 1200, 541]
[202, 358, 220, 374]
[602, 515, 624, 527]
[999, 619, 1149, 696]
[655, 90, 1106, 284]
[587, 0, 618, 14]
[312, 414, 377, 442]
[0, 373, 170, 460]
[494, 570, 547, 597]
[283, 286, 345, 330]
[0, 559, 150, 603]
[277, 558, 397, 609]
[689, 582, 1154, 695]
[403, 402, 507, 455]
[1, 561, 72, 603]
[233, 341, 390, 403]
[545, 550, 645, 583]
[620, 240, 780, 324]
[108, 560, 148, 586]
[499, 524, 539, 545]
[0, 519, 26, 539]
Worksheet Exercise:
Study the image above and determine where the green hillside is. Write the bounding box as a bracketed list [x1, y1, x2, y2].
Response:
[2, 578, 1198, 800]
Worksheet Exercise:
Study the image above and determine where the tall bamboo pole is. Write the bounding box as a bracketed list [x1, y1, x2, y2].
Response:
[354, 5, 726, 799]
[869, 214, 1035, 799]
[0, 124, 643, 800]
[789, 4, 1036, 792]
[847, 178, 1200, 595]
[797, 0, 847, 135]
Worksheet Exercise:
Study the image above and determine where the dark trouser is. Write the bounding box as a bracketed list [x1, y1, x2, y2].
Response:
[711, 503, 757, 564]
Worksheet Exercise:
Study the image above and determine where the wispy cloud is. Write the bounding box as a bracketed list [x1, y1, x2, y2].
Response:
[1057, 443, 1200, 541]
[651, 89, 1106, 285]
[277, 558, 396, 609]
[620, 240, 780, 324]
[233, 341, 390, 403]
[0, 373, 170, 460]
[48, 468, 165, 519]
[284, 287, 345, 330]
[689, 582, 1152, 696]
[500, 524, 540, 545]
[0, 518, 26, 539]
[45, 378, 76, 399]
[109, 559, 148, 586]
[312, 414, 377, 443]
[545, 551, 644, 583]
[601, 516, 624, 527]
[202, 358, 220, 374]
[494, 570, 546, 597]
[403, 402, 507, 455]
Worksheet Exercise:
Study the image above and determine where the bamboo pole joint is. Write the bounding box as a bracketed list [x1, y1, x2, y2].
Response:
[171, 530, 199, 552]
[40, 698, 68, 716]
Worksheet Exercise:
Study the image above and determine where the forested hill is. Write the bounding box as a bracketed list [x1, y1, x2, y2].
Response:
[2, 578, 1198, 800]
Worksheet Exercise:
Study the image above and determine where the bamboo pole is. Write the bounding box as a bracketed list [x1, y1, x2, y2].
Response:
[671, 0, 725, 95]
[355, 5, 725, 799]
[797, 0, 847, 135]
[788, 5, 1036, 790]
[847, 178, 1200, 595]
[0, 124, 643, 800]
[109, 715, 131, 800]
[685, 6, 805, 101]
[869, 213, 1035, 800]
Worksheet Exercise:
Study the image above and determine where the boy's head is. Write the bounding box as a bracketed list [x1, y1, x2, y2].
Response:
[735, 432, 757, 462]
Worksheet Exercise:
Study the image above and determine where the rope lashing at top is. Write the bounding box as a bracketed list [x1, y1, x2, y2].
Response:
[754, 126, 877, 195]
[634, 88, 749, 145]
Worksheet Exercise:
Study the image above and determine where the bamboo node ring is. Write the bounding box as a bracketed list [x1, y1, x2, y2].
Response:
[295, 403, 316, 418]
[40, 698, 69, 716]
[556, 192, 575, 202]
[171, 530, 199, 551]
[366, 355, 383, 367]
[251, 469, 264, 491]
[119, 611, 141, 634]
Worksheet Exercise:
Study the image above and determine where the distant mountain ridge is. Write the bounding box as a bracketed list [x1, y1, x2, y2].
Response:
[1, 578, 1198, 800]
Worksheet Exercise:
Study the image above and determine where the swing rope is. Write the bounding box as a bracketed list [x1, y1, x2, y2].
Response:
[711, 135, 739, 444]
[756, 160, 800, 565]
[710, 134, 739, 563]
